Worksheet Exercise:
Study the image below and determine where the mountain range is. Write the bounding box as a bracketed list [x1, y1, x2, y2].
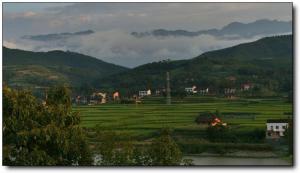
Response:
[3, 35, 293, 96]
[131, 19, 292, 39]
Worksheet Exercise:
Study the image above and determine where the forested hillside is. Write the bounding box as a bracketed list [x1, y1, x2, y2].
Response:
[3, 47, 128, 88]
[97, 35, 292, 96]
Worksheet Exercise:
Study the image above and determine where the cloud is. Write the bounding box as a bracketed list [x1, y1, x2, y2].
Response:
[23, 11, 37, 17]
[4, 30, 269, 68]
[3, 40, 18, 49]
[4, 3, 292, 34]
[3, 3, 292, 67]
[3, 40, 35, 50]
[6, 11, 39, 19]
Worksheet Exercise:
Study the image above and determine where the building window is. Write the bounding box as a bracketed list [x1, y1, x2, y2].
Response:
[282, 126, 286, 129]
[276, 126, 279, 129]
[270, 126, 273, 130]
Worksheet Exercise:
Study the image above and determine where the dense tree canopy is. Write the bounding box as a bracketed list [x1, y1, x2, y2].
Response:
[3, 86, 92, 166]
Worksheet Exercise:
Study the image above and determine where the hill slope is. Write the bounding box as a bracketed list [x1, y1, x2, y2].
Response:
[97, 35, 292, 95]
[3, 47, 128, 88]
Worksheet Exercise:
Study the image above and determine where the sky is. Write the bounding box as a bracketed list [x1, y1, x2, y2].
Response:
[3, 3, 292, 68]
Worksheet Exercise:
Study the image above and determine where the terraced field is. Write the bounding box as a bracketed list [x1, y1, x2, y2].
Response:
[73, 96, 292, 139]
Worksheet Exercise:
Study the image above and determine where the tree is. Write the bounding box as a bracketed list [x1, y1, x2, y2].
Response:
[284, 118, 293, 156]
[171, 90, 187, 100]
[94, 128, 183, 166]
[287, 90, 293, 103]
[95, 130, 138, 166]
[148, 129, 182, 166]
[195, 112, 215, 125]
[3, 86, 92, 166]
[46, 85, 72, 112]
[206, 124, 234, 143]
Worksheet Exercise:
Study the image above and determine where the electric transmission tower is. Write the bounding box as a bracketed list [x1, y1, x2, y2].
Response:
[166, 71, 171, 105]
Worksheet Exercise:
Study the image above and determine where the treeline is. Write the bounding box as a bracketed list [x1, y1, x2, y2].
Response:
[94, 129, 188, 166]
[206, 125, 265, 143]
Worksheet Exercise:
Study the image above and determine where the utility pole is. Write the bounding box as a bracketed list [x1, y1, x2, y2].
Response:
[166, 71, 171, 105]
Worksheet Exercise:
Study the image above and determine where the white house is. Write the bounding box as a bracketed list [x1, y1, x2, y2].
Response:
[147, 89, 151, 95]
[139, 89, 151, 97]
[266, 119, 289, 139]
[185, 86, 197, 94]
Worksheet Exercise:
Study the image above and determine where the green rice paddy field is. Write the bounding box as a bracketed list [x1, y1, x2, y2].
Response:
[73, 96, 292, 139]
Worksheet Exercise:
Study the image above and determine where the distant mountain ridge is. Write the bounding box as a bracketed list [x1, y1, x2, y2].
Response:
[131, 19, 292, 39]
[22, 30, 95, 41]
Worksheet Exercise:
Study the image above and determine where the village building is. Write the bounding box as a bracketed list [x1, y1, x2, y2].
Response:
[147, 89, 151, 95]
[195, 112, 226, 126]
[241, 83, 253, 91]
[75, 96, 88, 105]
[132, 94, 140, 103]
[89, 99, 98, 105]
[199, 88, 209, 95]
[224, 88, 236, 99]
[224, 88, 236, 94]
[156, 88, 166, 96]
[266, 119, 289, 139]
[139, 89, 151, 97]
[139, 91, 147, 97]
[113, 91, 120, 100]
[91, 92, 106, 104]
[185, 85, 197, 94]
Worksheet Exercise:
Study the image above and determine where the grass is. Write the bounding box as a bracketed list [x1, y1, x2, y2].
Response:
[74, 96, 292, 139]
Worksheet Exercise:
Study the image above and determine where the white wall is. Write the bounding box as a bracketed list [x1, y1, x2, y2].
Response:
[266, 123, 288, 136]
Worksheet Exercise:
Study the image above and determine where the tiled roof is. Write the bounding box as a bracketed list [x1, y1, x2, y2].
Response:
[267, 119, 290, 123]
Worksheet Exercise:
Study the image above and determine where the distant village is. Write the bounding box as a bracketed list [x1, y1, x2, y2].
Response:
[72, 82, 254, 105]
